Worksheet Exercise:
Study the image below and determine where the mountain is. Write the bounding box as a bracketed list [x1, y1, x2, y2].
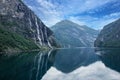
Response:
[0, 0, 57, 52]
[0, 26, 39, 52]
[51, 20, 98, 47]
[95, 18, 120, 47]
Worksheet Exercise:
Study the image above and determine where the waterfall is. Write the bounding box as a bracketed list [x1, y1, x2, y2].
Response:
[40, 28, 44, 44]
[29, 18, 36, 42]
[44, 27, 52, 48]
[48, 40, 52, 48]
[29, 18, 32, 31]
[35, 17, 53, 48]
[35, 17, 42, 45]
[44, 27, 48, 42]
[39, 22, 44, 45]
[48, 50, 53, 58]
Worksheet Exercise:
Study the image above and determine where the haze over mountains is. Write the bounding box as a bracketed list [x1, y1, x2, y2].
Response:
[51, 20, 99, 48]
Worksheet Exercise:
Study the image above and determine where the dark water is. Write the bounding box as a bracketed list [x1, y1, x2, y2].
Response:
[0, 48, 120, 80]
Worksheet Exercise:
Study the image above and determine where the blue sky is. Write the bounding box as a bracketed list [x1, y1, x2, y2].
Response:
[23, 0, 120, 30]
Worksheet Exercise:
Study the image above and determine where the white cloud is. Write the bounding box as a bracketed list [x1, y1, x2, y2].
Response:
[36, 0, 56, 10]
[104, 12, 120, 18]
[89, 12, 120, 29]
[23, 0, 119, 29]
[69, 17, 86, 25]
[56, 0, 115, 15]
[42, 61, 120, 80]
[68, 11, 120, 30]
[73, 0, 113, 13]
[29, 0, 63, 27]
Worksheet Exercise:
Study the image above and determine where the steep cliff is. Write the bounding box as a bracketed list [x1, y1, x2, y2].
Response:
[95, 18, 120, 47]
[0, 0, 57, 52]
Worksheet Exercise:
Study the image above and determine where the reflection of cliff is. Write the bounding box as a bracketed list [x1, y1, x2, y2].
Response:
[54, 48, 99, 73]
[97, 48, 120, 73]
[0, 50, 57, 80]
[30, 50, 57, 80]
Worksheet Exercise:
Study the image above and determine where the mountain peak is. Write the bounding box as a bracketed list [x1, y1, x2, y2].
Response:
[61, 20, 72, 22]
[56, 20, 74, 25]
[52, 20, 96, 32]
[53, 20, 81, 28]
[55, 20, 91, 29]
[51, 20, 99, 47]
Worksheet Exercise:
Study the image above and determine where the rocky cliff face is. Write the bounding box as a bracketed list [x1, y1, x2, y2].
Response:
[51, 20, 98, 47]
[95, 18, 120, 47]
[0, 0, 57, 48]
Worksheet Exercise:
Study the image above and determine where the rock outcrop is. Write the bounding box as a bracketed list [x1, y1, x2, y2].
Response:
[0, 0, 58, 52]
[95, 18, 120, 47]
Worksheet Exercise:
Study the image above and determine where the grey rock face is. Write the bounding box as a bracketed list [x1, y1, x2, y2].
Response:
[0, 0, 57, 47]
[95, 18, 120, 47]
[51, 20, 98, 47]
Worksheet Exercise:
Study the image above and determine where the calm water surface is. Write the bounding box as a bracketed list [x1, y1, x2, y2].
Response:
[0, 48, 120, 80]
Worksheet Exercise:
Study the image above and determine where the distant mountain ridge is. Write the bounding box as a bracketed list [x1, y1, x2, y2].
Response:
[95, 18, 120, 47]
[51, 20, 99, 47]
[0, 0, 57, 52]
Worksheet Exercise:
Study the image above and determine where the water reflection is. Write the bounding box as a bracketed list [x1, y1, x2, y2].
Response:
[0, 48, 120, 80]
[42, 48, 120, 80]
[30, 50, 57, 80]
[54, 48, 99, 73]
[96, 48, 120, 73]
[0, 50, 57, 80]
[42, 61, 120, 80]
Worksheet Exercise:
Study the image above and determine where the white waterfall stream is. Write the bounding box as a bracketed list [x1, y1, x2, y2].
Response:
[35, 17, 42, 46]
[48, 50, 52, 58]
[40, 28, 44, 44]
[35, 17, 53, 48]
[48, 41, 52, 48]
[44, 27, 52, 48]
[29, 18, 33, 31]
[39, 22, 44, 44]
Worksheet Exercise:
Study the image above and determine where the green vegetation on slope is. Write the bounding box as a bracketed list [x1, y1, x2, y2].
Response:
[0, 25, 39, 52]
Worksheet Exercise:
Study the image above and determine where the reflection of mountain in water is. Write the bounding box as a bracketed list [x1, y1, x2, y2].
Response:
[30, 50, 57, 80]
[0, 48, 120, 80]
[42, 48, 120, 80]
[0, 50, 57, 80]
[54, 48, 100, 73]
[96, 48, 120, 73]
